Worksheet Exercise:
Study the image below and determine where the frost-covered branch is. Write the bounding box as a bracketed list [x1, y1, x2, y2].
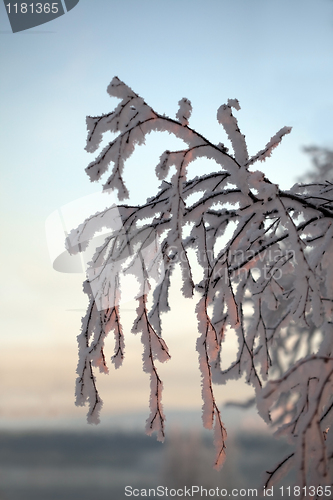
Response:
[68, 78, 333, 485]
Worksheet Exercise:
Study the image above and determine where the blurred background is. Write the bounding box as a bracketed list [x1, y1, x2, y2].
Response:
[0, 0, 332, 498]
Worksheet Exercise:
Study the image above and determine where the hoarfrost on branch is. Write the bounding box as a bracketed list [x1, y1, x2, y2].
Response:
[67, 77, 333, 494]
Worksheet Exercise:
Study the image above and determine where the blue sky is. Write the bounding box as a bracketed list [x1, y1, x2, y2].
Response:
[1, 0, 333, 427]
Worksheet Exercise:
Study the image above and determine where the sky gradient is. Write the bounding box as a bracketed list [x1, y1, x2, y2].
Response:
[1, 0, 333, 430]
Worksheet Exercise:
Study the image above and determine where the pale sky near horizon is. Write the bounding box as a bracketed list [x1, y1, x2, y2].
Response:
[1, 0, 333, 430]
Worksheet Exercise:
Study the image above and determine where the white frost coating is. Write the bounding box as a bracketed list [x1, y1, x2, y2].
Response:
[66, 204, 122, 255]
[148, 266, 173, 336]
[176, 97, 192, 126]
[132, 295, 170, 442]
[196, 298, 215, 429]
[217, 100, 248, 166]
[246, 126, 292, 166]
[258, 356, 333, 489]
[107, 76, 137, 100]
[213, 408, 227, 470]
[248, 170, 278, 202]
[155, 150, 171, 180]
[109, 305, 124, 369]
[227, 98, 240, 111]
[68, 77, 333, 485]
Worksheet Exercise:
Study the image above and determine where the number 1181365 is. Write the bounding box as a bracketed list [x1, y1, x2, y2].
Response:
[6, 3, 59, 14]
[280, 486, 331, 496]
